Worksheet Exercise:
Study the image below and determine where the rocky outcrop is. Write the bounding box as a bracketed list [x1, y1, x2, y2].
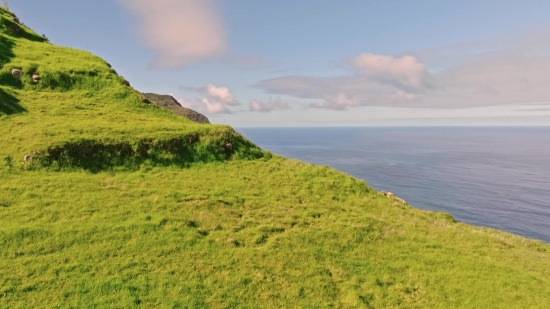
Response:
[381, 191, 407, 204]
[142, 93, 210, 124]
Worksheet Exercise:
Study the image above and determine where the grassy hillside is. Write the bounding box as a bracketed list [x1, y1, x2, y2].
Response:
[0, 7, 265, 172]
[1, 6, 549, 308]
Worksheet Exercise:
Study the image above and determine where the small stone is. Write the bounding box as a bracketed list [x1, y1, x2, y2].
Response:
[32, 73, 40, 83]
[11, 69, 23, 79]
[23, 155, 33, 162]
[223, 143, 233, 152]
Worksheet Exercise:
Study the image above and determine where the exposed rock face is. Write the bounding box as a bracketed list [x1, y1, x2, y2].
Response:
[142, 93, 210, 124]
[11, 69, 23, 79]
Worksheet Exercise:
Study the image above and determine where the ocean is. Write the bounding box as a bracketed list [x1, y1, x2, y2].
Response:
[237, 127, 550, 243]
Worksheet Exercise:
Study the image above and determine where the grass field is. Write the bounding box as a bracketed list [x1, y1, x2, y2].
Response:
[1, 6, 549, 308]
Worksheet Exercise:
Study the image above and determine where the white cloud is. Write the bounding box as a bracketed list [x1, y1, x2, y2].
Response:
[181, 84, 240, 106]
[310, 93, 359, 110]
[270, 97, 290, 110]
[175, 84, 239, 114]
[118, 0, 227, 68]
[200, 98, 230, 114]
[249, 100, 273, 113]
[255, 31, 550, 110]
[351, 53, 430, 89]
[249, 97, 290, 113]
[205, 84, 238, 105]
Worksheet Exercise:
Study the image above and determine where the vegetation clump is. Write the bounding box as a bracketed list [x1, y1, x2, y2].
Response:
[0, 6, 549, 308]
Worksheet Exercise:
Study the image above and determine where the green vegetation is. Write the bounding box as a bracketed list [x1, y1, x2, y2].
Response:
[0, 7, 263, 170]
[1, 6, 549, 308]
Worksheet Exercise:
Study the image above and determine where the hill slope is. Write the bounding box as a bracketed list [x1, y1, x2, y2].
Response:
[1, 7, 549, 308]
[0, 7, 263, 172]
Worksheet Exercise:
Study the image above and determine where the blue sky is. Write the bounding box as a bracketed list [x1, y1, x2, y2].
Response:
[8, 0, 550, 126]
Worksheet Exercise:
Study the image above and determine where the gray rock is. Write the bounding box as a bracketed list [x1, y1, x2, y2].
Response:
[381, 191, 407, 204]
[396, 197, 407, 204]
[32, 73, 40, 83]
[143, 93, 210, 124]
[23, 155, 33, 162]
[11, 69, 23, 79]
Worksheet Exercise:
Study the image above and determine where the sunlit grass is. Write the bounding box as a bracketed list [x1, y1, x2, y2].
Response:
[1, 6, 549, 308]
[1, 159, 549, 308]
[0, 7, 245, 167]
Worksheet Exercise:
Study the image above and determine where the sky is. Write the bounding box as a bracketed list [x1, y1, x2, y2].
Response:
[8, 0, 550, 127]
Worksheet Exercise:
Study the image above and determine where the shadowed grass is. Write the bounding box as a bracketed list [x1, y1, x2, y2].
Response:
[0, 31, 16, 67]
[0, 86, 25, 115]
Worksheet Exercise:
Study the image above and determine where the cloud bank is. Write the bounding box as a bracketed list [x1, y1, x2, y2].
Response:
[201, 98, 230, 114]
[174, 84, 239, 114]
[351, 53, 430, 89]
[118, 0, 227, 68]
[205, 84, 238, 105]
[249, 97, 290, 112]
[255, 31, 550, 110]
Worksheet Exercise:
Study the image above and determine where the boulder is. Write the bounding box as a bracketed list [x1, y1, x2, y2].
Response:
[11, 69, 23, 79]
[224, 143, 233, 152]
[218, 144, 233, 153]
[23, 155, 33, 162]
[32, 73, 40, 83]
[381, 191, 407, 204]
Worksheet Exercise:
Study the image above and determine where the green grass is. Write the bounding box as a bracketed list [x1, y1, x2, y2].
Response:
[1, 6, 549, 308]
[1, 159, 549, 308]
[0, 7, 265, 169]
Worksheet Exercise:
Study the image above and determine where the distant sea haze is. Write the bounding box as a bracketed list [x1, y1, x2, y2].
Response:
[238, 127, 550, 243]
